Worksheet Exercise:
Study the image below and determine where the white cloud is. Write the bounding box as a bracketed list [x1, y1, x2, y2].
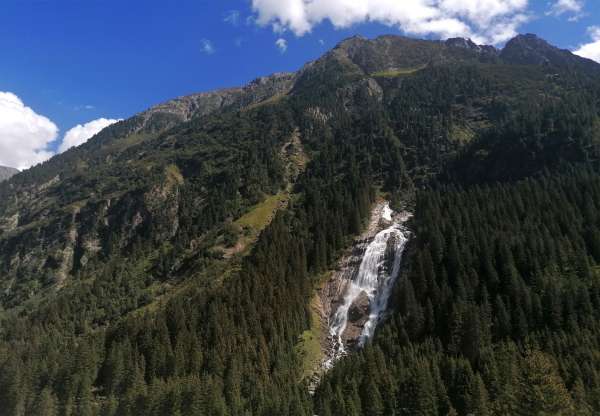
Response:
[224, 10, 241, 26]
[0, 92, 57, 170]
[574, 26, 600, 62]
[276, 38, 288, 53]
[251, 0, 530, 44]
[59, 118, 121, 153]
[200, 38, 215, 54]
[0, 93, 123, 169]
[547, 0, 584, 20]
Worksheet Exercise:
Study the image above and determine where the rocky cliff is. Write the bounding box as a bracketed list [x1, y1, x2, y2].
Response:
[0, 166, 18, 182]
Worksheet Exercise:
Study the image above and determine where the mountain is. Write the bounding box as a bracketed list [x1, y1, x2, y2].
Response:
[2, 33, 600, 415]
[0, 166, 18, 182]
[501, 33, 600, 74]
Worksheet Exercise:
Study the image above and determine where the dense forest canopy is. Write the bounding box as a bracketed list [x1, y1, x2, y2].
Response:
[2, 33, 600, 415]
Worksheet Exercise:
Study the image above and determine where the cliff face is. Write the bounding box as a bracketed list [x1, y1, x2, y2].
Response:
[137, 71, 297, 132]
[0, 166, 18, 182]
[306, 202, 411, 393]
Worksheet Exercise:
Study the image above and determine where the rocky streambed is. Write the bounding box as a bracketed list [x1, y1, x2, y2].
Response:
[309, 201, 411, 390]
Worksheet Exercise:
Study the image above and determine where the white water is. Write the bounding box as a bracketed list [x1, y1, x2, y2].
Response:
[326, 203, 411, 366]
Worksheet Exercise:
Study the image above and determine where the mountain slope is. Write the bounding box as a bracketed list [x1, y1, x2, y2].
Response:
[0, 166, 18, 182]
[501, 33, 600, 75]
[1, 33, 600, 415]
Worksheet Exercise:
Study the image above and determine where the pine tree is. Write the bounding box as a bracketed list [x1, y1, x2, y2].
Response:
[517, 350, 575, 416]
[33, 387, 58, 416]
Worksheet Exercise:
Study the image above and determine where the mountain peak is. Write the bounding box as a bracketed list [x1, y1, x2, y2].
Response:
[501, 33, 600, 74]
[501, 33, 555, 65]
[445, 37, 498, 57]
[510, 33, 546, 44]
[445, 37, 479, 50]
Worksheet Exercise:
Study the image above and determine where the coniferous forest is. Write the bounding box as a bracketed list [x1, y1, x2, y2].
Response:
[3, 34, 600, 415]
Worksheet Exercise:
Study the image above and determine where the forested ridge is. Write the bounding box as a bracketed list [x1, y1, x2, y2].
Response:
[316, 165, 600, 415]
[2, 33, 600, 415]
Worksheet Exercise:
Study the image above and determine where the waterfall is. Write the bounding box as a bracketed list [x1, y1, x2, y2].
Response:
[325, 203, 411, 367]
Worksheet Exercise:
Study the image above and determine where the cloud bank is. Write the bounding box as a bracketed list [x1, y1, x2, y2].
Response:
[574, 26, 600, 62]
[251, 0, 530, 44]
[59, 118, 121, 153]
[0, 92, 57, 170]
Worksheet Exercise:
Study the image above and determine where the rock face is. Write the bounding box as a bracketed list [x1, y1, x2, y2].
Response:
[316, 204, 387, 341]
[0, 166, 18, 182]
[316, 203, 411, 359]
[135, 72, 297, 134]
[307, 202, 411, 394]
[344, 291, 371, 347]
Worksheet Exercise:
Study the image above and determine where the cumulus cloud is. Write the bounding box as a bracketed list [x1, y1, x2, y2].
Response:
[0, 92, 122, 169]
[547, 0, 584, 20]
[251, 0, 530, 44]
[276, 38, 288, 53]
[0, 92, 57, 169]
[200, 38, 215, 54]
[574, 26, 600, 62]
[58, 118, 121, 153]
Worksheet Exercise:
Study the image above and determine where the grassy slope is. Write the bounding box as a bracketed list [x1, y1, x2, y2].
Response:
[371, 65, 427, 78]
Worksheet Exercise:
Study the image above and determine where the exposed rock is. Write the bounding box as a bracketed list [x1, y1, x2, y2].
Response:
[280, 128, 308, 186]
[316, 203, 398, 358]
[347, 291, 370, 324]
[446, 37, 481, 51]
[307, 202, 413, 394]
[137, 72, 297, 134]
[0, 166, 18, 182]
[56, 209, 80, 288]
[383, 234, 399, 275]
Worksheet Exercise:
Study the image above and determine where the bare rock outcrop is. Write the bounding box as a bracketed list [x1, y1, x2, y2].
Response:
[0, 166, 18, 182]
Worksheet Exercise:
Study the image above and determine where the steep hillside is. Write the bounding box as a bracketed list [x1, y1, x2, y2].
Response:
[0, 166, 18, 182]
[2, 33, 600, 415]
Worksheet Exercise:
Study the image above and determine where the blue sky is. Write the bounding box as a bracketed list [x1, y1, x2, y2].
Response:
[1, 0, 600, 169]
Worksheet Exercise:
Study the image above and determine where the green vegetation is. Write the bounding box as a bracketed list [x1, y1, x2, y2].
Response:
[164, 163, 184, 186]
[316, 165, 600, 415]
[371, 65, 426, 77]
[1, 34, 600, 415]
[295, 296, 324, 380]
[235, 192, 287, 230]
[449, 124, 476, 144]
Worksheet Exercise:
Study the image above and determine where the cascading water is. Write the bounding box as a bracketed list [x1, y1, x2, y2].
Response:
[324, 203, 411, 368]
